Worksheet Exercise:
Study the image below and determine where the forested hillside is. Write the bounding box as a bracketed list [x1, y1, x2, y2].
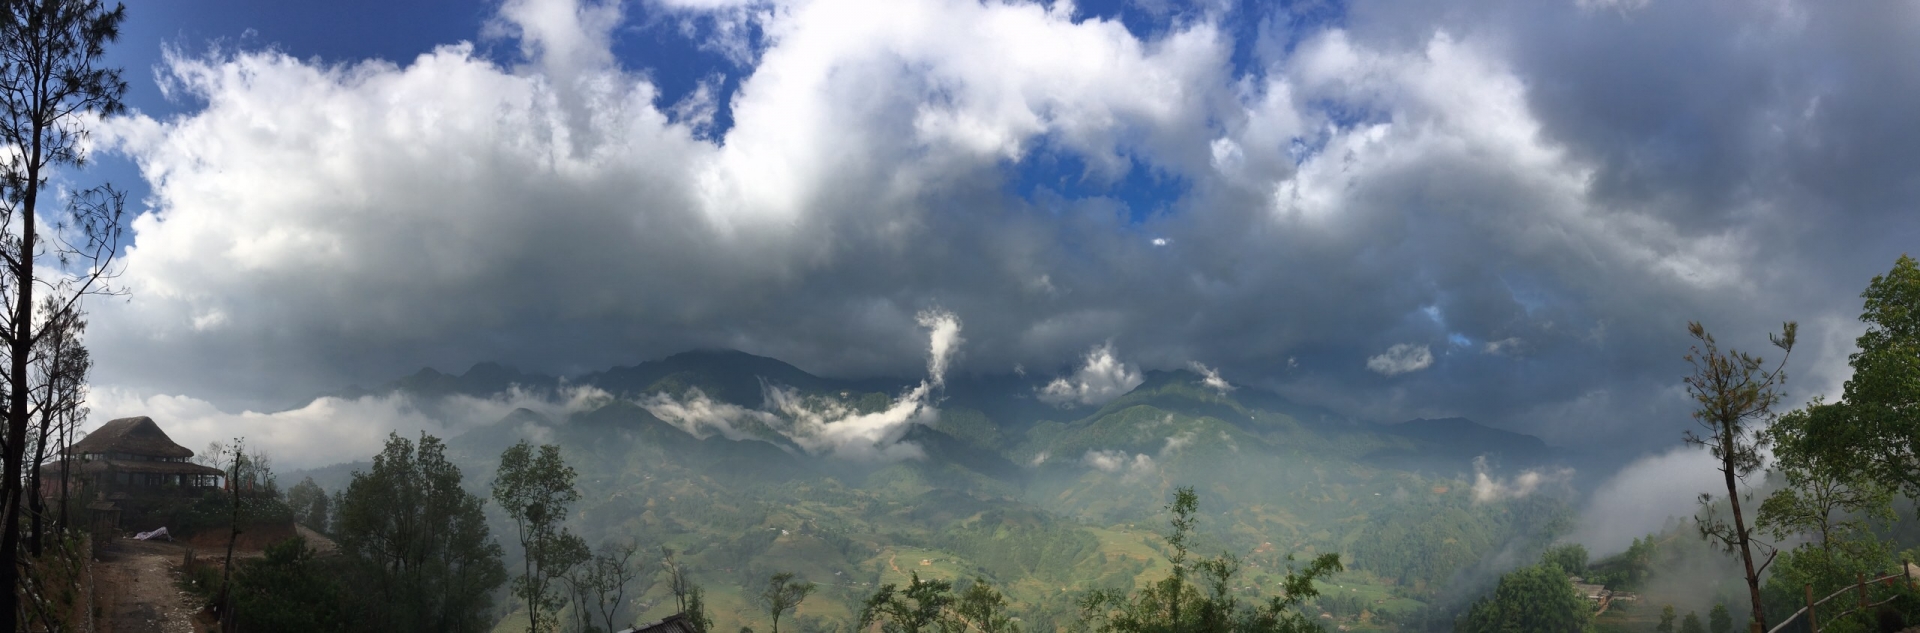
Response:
[283, 350, 1583, 631]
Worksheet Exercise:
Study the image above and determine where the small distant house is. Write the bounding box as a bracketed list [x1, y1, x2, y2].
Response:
[63, 416, 225, 491]
[1571, 581, 1610, 603]
[619, 613, 699, 633]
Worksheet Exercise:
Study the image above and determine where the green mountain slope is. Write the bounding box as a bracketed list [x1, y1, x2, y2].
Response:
[309, 350, 1577, 631]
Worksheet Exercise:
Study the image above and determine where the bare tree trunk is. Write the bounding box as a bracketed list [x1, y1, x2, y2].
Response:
[0, 4, 127, 628]
[27, 416, 45, 557]
[1723, 450, 1766, 633]
[217, 444, 246, 620]
[0, 135, 42, 633]
[56, 410, 69, 532]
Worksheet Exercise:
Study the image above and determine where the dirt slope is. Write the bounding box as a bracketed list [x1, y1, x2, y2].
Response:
[91, 538, 201, 633]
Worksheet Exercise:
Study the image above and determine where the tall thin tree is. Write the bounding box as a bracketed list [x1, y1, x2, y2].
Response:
[1683, 321, 1795, 633]
[217, 438, 250, 619]
[661, 547, 713, 633]
[492, 440, 588, 633]
[25, 303, 86, 555]
[0, 1, 128, 626]
[756, 572, 815, 633]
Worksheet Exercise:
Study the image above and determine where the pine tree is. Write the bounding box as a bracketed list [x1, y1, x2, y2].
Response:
[1709, 604, 1732, 633]
[0, 2, 129, 626]
[1683, 320, 1796, 632]
[1680, 612, 1705, 633]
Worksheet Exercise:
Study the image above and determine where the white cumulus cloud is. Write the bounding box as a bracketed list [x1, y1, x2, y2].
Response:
[1039, 343, 1145, 407]
[1468, 455, 1573, 504]
[1366, 343, 1433, 376]
[1083, 449, 1157, 482]
[71, 0, 1920, 460]
[1187, 361, 1233, 394]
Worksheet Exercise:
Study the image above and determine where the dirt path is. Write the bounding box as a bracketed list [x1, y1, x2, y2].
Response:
[92, 538, 202, 633]
[296, 524, 338, 556]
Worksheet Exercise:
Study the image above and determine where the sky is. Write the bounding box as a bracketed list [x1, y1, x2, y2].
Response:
[62, 0, 1920, 474]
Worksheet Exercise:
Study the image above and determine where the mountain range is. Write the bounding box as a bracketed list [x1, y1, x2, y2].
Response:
[297, 349, 1586, 631]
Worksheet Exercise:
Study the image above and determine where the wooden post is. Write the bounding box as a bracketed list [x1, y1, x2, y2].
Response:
[1807, 582, 1817, 633]
[1858, 572, 1867, 610]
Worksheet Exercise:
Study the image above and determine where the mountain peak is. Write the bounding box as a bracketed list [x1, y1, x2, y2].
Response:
[461, 361, 522, 379]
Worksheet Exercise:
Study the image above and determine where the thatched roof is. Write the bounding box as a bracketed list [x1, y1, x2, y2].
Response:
[67, 417, 195, 459]
[622, 614, 699, 633]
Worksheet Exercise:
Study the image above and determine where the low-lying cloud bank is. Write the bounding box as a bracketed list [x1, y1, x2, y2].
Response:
[641, 309, 964, 461]
[89, 309, 966, 468]
[637, 387, 777, 442]
[1570, 445, 1737, 556]
[86, 384, 614, 470]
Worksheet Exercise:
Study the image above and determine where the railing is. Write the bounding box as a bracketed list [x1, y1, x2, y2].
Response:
[1763, 560, 1913, 633]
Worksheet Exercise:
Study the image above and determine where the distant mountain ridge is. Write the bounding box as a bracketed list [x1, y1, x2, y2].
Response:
[337, 351, 1566, 485]
[357, 351, 1559, 454]
[347, 348, 1565, 472]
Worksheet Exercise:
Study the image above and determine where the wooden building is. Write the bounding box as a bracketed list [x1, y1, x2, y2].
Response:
[619, 613, 699, 633]
[62, 416, 225, 491]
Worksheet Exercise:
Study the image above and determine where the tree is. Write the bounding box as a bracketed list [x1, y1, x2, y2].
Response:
[1754, 257, 1918, 633]
[956, 579, 1018, 633]
[1683, 320, 1796, 632]
[217, 438, 251, 615]
[1842, 255, 1920, 496]
[1758, 399, 1896, 610]
[287, 476, 331, 533]
[335, 432, 506, 633]
[24, 303, 86, 556]
[564, 538, 643, 633]
[1761, 401, 1895, 552]
[1680, 612, 1705, 633]
[0, 0, 129, 625]
[1454, 564, 1594, 633]
[1657, 605, 1676, 633]
[492, 440, 589, 633]
[1542, 543, 1588, 576]
[856, 575, 1021, 633]
[684, 586, 714, 633]
[758, 572, 816, 633]
[858, 572, 954, 633]
[663, 548, 714, 633]
[1709, 604, 1732, 633]
[1078, 487, 1343, 633]
[44, 308, 86, 524]
[229, 536, 350, 633]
